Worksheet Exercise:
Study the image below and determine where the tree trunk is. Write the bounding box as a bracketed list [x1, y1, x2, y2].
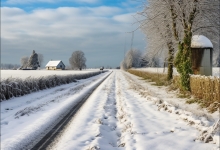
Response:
[174, 30, 193, 91]
[167, 42, 174, 81]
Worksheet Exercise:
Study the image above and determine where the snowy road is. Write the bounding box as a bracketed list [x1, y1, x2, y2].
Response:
[1, 72, 111, 149]
[1, 70, 218, 150]
[49, 71, 218, 150]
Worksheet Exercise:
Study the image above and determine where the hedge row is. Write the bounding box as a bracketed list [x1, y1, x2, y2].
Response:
[190, 75, 220, 109]
[128, 69, 220, 112]
[127, 69, 168, 86]
[0, 71, 103, 101]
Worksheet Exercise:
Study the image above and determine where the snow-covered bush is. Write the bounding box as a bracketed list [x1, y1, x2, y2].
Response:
[0, 71, 102, 101]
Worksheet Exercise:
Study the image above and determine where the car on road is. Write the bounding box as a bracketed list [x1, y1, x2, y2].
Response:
[100, 66, 104, 70]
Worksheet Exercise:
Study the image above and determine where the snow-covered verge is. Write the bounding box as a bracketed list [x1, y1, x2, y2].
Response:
[0, 72, 110, 150]
[0, 71, 103, 101]
[49, 70, 218, 149]
[128, 68, 219, 112]
[134, 67, 220, 77]
[123, 71, 219, 147]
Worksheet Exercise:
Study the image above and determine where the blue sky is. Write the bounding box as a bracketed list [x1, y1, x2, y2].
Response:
[1, 0, 146, 68]
[1, 0, 136, 11]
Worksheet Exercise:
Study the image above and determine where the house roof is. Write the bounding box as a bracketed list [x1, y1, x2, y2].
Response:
[45, 60, 64, 67]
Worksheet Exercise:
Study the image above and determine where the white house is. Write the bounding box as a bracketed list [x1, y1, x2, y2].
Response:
[45, 60, 65, 70]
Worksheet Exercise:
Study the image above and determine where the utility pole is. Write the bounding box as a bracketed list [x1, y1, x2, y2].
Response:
[124, 30, 135, 59]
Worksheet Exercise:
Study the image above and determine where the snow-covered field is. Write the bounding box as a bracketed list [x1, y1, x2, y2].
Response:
[1, 70, 219, 150]
[0, 69, 101, 79]
[134, 67, 220, 77]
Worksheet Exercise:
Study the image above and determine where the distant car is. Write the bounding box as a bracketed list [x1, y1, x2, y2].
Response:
[100, 67, 104, 70]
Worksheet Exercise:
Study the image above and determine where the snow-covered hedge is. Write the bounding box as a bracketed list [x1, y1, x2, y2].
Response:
[190, 75, 220, 112]
[128, 69, 220, 112]
[0, 71, 103, 101]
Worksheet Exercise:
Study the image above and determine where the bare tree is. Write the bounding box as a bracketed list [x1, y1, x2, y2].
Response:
[139, 0, 177, 80]
[38, 53, 44, 67]
[139, 0, 219, 90]
[124, 49, 142, 69]
[69, 51, 86, 70]
[20, 56, 29, 69]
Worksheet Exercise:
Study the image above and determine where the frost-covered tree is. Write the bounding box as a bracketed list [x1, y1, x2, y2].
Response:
[20, 56, 29, 69]
[69, 50, 86, 70]
[125, 49, 142, 68]
[120, 49, 142, 70]
[215, 54, 220, 67]
[120, 60, 127, 70]
[150, 56, 161, 67]
[139, 0, 175, 80]
[140, 55, 149, 67]
[139, 0, 219, 90]
[26, 50, 40, 70]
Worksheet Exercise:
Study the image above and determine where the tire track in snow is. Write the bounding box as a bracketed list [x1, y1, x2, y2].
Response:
[33, 70, 217, 150]
[48, 72, 122, 150]
[86, 72, 124, 149]
[1, 72, 111, 150]
[31, 72, 113, 150]
[93, 72, 119, 148]
[114, 71, 134, 149]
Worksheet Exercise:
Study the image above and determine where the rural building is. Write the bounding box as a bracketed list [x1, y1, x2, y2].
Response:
[45, 60, 65, 70]
[191, 35, 213, 76]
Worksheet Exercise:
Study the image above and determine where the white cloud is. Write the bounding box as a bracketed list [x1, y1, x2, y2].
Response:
[113, 13, 135, 24]
[1, 6, 124, 39]
[1, 6, 146, 67]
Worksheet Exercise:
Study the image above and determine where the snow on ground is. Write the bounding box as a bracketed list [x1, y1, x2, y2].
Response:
[1, 70, 219, 150]
[134, 67, 220, 77]
[0, 72, 110, 150]
[0, 69, 101, 79]
[50, 70, 218, 150]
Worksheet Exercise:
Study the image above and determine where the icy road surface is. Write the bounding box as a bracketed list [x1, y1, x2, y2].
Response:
[1, 70, 219, 150]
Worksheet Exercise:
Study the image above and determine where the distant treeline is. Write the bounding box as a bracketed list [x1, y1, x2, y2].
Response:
[1, 64, 20, 70]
